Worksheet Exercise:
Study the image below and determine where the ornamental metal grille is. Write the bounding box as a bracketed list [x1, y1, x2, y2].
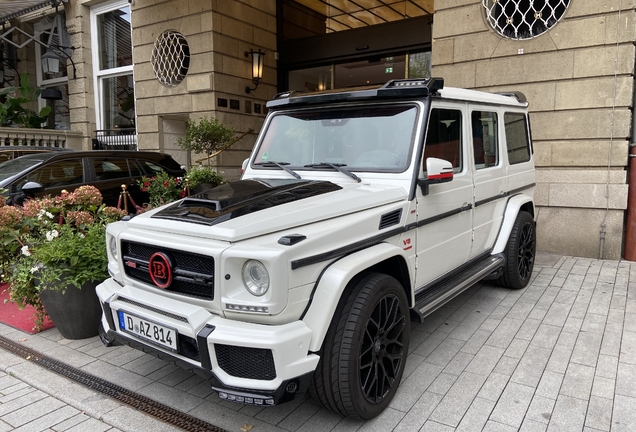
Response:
[150, 30, 190, 87]
[482, 0, 571, 40]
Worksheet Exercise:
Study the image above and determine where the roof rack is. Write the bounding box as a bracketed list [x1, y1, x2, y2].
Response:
[267, 77, 445, 108]
[496, 91, 528, 104]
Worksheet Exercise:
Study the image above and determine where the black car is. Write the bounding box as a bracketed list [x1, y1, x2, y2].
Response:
[0, 150, 185, 208]
[0, 146, 73, 163]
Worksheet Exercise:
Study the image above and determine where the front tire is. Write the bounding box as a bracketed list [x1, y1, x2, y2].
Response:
[498, 211, 536, 289]
[310, 273, 410, 419]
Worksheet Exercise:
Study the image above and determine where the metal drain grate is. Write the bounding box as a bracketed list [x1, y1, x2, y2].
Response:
[0, 334, 226, 432]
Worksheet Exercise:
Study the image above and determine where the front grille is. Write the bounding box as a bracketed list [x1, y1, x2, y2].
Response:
[122, 241, 215, 300]
[214, 344, 276, 380]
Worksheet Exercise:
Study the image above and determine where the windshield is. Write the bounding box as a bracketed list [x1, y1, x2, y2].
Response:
[253, 105, 418, 172]
[0, 157, 44, 181]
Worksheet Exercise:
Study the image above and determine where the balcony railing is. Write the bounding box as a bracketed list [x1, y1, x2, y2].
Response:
[0, 127, 82, 149]
[92, 128, 137, 151]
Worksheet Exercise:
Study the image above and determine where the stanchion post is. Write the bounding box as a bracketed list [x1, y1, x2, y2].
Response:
[120, 184, 129, 214]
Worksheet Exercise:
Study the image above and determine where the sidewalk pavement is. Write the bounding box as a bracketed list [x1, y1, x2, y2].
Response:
[1, 251, 635, 432]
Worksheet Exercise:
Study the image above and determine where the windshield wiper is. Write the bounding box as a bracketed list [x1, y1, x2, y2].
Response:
[304, 163, 361, 183]
[253, 161, 301, 179]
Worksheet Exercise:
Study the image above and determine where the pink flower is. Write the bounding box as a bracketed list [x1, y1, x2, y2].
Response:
[0, 205, 23, 231]
[70, 186, 103, 207]
[66, 211, 94, 226]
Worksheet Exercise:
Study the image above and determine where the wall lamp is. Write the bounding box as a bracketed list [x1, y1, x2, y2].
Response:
[41, 45, 76, 79]
[244, 49, 265, 94]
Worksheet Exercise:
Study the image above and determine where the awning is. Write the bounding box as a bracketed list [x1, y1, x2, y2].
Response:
[0, 0, 57, 24]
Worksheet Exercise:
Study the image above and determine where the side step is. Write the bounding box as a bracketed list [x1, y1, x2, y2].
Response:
[411, 253, 504, 322]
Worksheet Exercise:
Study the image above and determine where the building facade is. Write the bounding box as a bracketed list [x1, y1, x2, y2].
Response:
[0, 0, 633, 260]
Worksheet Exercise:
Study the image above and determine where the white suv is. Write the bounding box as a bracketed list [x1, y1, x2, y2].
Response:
[97, 78, 536, 420]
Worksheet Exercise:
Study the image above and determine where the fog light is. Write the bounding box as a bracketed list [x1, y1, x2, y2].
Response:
[286, 382, 298, 393]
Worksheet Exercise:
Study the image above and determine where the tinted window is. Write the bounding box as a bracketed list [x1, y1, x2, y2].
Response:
[505, 113, 531, 164]
[472, 111, 498, 169]
[93, 158, 131, 181]
[0, 157, 45, 181]
[140, 161, 167, 175]
[423, 108, 462, 173]
[128, 159, 142, 177]
[12, 159, 83, 192]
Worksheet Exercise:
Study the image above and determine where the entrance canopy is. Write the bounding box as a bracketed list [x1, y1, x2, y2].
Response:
[0, 0, 58, 23]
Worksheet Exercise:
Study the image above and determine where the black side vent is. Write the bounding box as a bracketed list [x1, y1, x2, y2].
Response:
[379, 209, 402, 230]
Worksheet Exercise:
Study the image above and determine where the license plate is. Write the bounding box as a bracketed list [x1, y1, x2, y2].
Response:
[117, 310, 178, 351]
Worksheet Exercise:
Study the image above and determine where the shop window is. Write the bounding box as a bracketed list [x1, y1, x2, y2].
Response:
[483, 0, 571, 40]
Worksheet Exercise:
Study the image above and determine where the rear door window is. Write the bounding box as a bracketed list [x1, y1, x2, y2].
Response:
[93, 158, 131, 181]
[504, 113, 531, 164]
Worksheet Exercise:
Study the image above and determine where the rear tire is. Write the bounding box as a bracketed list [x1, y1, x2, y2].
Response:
[310, 273, 410, 420]
[498, 211, 536, 289]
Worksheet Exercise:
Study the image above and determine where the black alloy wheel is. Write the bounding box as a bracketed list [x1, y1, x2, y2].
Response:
[498, 211, 536, 289]
[310, 272, 410, 419]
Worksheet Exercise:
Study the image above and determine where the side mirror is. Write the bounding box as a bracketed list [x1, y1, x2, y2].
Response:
[417, 157, 454, 196]
[21, 181, 45, 197]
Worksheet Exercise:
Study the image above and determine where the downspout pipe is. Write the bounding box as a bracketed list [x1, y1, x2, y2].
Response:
[623, 62, 636, 261]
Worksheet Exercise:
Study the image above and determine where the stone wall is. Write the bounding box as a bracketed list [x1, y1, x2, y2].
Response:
[130, 0, 276, 179]
[432, 0, 635, 259]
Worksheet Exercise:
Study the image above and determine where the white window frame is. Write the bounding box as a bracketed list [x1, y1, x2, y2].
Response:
[90, 0, 134, 131]
[34, 16, 70, 129]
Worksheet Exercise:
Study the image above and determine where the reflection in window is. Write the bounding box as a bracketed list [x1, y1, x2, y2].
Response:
[408, 52, 431, 79]
[472, 111, 498, 169]
[254, 106, 417, 171]
[288, 65, 332, 92]
[504, 113, 531, 164]
[97, 6, 132, 70]
[424, 109, 463, 172]
[93, 158, 131, 181]
[102, 75, 135, 129]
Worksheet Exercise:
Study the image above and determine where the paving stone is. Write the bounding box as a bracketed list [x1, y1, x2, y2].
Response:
[616, 362, 636, 397]
[420, 420, 455, 431]
[543, 303, 573, 327]
[570, 332, 603, 366]
[531, 325, 562, 349]
[585, 395, 612, 431]
[591, 375, 615, 400]
[11, 405, 79, 432]
[455, 397, 496, 432]
[581, 313, 607, 334]
[511, 346, 552, 387]
[428, 372, 487, 427]
[402, 353, 425, 380]
[1, 396, 65, 427]
[595, 355, 618, 379]
[464, 345, 505, 376]
[425, 338, 465, 367]
[486, 318, 524, 349]
[504, 338, 530, 359]
[600, 330, 622, 357]
[477, 372, 510, 402]
[559, 363, 595, 400]
[562, 275, 584, 291]
[494, 356, 520, 376]
[390, 362, 443, 412]
[442, 351, 474, 376]
[520, 418, 549, 432]
[461, 329, 492, 355]
[612, 394, 636, 432]
[413, 331, 448, 358]
[490, 382, 535, 428]
[427, 372, 458, 396]
[408, 329, 432, 354]
[393, 392, 442, 432]
[536, 370, 565, 400]
[525, 394, 556, 424]
[50, 413, 91, 431]
[482, 420, 519, 431]
[0, 390, 48, 417]
[547, 395, 587, 432]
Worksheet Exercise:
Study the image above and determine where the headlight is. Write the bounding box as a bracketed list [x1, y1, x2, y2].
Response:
[242, 260, 269, 296]
[108, 235, 118, 260]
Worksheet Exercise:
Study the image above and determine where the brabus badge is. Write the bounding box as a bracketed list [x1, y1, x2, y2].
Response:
[148, 252, 173, 289]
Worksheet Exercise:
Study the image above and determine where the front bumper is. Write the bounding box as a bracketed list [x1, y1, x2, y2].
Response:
[96, 278, 319, 405]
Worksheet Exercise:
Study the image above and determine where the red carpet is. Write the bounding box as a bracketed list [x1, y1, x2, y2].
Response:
[0, 283, 54, 334]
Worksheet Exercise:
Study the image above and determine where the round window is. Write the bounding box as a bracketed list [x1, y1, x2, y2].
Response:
[150, 30, 191, 86]
[482, 0, 571, 40]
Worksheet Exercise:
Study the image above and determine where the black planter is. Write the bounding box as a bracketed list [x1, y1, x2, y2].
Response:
[39, 280, 102, 339]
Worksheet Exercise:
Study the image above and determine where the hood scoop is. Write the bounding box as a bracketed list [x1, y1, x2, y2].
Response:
[152, 178, 342, 226]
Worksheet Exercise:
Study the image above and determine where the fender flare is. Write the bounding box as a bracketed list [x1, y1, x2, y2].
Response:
[492, 194, 534, 254]
[303, 242, 411, 352]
